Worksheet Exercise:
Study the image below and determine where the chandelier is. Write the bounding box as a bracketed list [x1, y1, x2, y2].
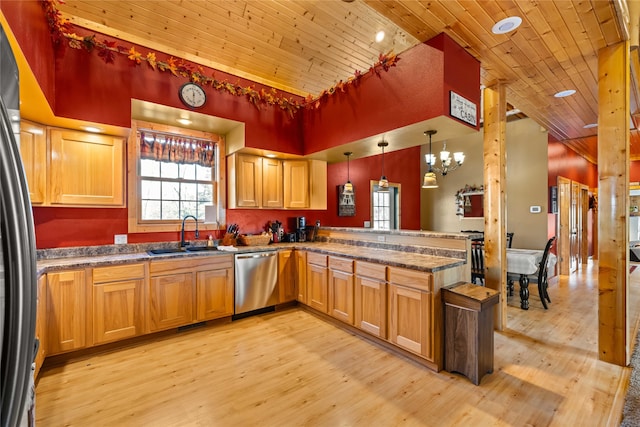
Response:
[422, 130, 464, 188]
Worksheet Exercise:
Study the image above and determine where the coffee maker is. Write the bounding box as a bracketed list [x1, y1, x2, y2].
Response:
[296, 216, 306, 242]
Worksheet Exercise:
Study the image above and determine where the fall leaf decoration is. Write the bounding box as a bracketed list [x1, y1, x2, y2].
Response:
[41, 0, 400, 117]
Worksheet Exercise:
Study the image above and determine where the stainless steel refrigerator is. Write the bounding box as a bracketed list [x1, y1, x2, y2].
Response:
[0, 24, 38, 427]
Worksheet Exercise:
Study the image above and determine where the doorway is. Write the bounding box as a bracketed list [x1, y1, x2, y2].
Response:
[370, 181, 401, 230]
[557, 176, 589, 275]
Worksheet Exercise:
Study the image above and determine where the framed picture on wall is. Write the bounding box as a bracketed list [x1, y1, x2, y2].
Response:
[337, 184, 356, 216]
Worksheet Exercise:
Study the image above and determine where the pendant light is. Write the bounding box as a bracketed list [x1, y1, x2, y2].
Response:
[422, 130, 438, 189]
[377, 141, 389, 191]
[343, 151, 354, 194]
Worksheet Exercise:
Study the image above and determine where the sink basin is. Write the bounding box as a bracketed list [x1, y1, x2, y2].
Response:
[186, 246, 217, 252]
[147, 248, 186, 255]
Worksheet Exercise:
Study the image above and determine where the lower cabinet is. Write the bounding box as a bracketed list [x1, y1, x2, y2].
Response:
[354, 261, 387, 339]
[150, 272, 194, 331]
[34, 275, 47, 377]
[306, 252, 328, 313]
[278, 249, 297, 303]
[328, 257, 354, 325]
[296, 250, 308, 304]
[387, 267, 433, 361]
[47, 269, 87, 355]
[196, 267, 234, 321]
[92, 263, 146, 344]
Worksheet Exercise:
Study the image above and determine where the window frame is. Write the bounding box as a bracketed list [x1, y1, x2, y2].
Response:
[127, 120, 226, 234]
[369, 180, 401, 230]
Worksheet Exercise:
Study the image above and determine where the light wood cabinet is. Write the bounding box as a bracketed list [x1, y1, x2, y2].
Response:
[149, 255, 234, 330]
[19, 120, 46, 204]
[47, 269, 87, 355]
[387, 267, 433, 361]
[354, 261, 388, 339]
[92, 263, 146, 344]
[278, 249, 297, 303]
[295, 250, 308, 304]
[283, 159, 327, 209]
[328, 257, 354, 324]
[49, 128, 124, 206]
[306, 252, 328, 313]
[196, 264, 234, 321]
[34, 274, 47, 377]
[228, 153, 283, 208]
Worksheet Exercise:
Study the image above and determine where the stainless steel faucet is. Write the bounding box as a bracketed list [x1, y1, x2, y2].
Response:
[180, 215, 199, 248]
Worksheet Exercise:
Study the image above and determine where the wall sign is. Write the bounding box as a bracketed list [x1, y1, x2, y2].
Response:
[337, 185, 356, 216]
[450, 91, 477, 126]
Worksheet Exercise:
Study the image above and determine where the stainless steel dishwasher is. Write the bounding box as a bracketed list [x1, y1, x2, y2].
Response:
[234, 251, 278, 316]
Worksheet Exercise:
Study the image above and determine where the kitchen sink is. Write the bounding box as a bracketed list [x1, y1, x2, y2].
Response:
[147, 246, 217, 255]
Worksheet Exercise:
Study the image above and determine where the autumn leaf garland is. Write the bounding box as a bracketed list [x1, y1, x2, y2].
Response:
[41, 0, 400, 116]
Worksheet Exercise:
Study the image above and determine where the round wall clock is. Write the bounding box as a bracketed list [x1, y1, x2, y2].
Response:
[178, 82, 207, 108]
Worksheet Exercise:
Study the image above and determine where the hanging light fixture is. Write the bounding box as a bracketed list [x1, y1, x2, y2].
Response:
[343, 151, 354, 194]
[422, 130, 439, 188]
[423, 129, 464, 180]
[377, 141, 389, 191]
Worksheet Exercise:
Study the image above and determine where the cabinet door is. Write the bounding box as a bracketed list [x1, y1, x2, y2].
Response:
[388, 284, 432, 360]
[262, 158, 283, 208]
[149, 273, 194, 331]
[328, 269, 354, 324]
[354, 275, 387, 338]
[307, 264, 328, 313]
[93, 278, 145, 344]
[34, 275, 47, 377]
[235, 154, 262, 207]
[278, 250, 296, 303]
[47, 270, 87, 355]
[19, 120, 46, 204]
[49, 129, 124, 206]
[296, 250, 307, 304]
[196, 268, 233, 321]
[284, 160, 309, 208]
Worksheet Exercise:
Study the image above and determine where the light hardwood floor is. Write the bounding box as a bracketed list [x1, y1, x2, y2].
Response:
[36, 261, 639, 426]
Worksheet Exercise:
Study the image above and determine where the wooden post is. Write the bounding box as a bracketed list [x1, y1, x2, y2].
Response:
[598, 41, 630, 366]
[482, 83, 507, 331]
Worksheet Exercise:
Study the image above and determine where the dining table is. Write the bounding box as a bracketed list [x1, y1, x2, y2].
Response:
[506, 248, 557, 310]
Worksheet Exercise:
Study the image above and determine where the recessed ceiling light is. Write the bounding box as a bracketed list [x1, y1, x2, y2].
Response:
[492, 16, 522, 34]
[375, 31, 385, 43]
[177, 118, 192, 125]
[583, 123, 598, 129]
[554, 89, 576, 98]
[84, 126, 101, 133]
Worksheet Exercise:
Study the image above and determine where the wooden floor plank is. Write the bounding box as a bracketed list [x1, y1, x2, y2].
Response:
[36, 260, 637, 426]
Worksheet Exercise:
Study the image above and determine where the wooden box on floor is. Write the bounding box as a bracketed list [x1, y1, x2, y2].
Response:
[442, 282, 500, 385]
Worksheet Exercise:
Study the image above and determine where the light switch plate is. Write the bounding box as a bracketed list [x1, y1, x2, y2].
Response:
[114, 234, 128, 244]
[364, 221, 371, 228]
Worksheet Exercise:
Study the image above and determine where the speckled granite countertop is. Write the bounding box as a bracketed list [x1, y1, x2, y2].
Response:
[36, 240, 465, 275]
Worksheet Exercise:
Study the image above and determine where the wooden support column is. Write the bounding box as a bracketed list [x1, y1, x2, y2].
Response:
[482, 83, 507, 331]
[598, 41, 630, 366]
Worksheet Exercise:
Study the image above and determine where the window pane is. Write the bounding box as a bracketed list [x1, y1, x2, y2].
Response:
[180, 164, 196, 180]
[162, 181, 180, 200]
[181, 182, 198, 201]
[140, 159, 160, 177]
[181, 202, 198, 218]
[197, 201, 208, 220]
[141, 200, 161, 220]
[141, 180, 161, 199]
[162, 201, 180, 219]
[161, 162, 179, 179]
[198, 183, 213, 201]
[196, 164, 212, 181]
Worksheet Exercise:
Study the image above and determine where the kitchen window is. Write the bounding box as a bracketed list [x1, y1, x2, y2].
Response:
[371, 181, 400, 230]
[128, 120, 225, 233]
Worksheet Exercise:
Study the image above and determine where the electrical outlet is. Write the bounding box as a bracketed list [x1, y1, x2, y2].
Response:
[114, 234, 128, 244]
[377, 235, 385, 242]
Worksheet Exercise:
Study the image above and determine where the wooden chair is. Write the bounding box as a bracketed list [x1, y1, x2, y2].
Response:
[536, 236, 556, 309]
[470, 240, 485, 285]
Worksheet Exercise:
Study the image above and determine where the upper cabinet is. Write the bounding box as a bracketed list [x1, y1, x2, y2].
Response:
[18, 121, 126, 207]
[228, 153, 326, 210]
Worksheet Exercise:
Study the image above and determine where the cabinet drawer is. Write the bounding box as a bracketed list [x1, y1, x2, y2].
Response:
[307, 252, 327, 267]
[93, 263, 145, 283]
[355, 261, 386, 281]
[329, 256, 353, 273]
[149, 255, 233, 275]
[388, 267, 432, 292]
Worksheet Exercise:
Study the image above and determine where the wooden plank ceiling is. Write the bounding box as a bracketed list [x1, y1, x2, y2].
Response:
[56, 0, 637, 162]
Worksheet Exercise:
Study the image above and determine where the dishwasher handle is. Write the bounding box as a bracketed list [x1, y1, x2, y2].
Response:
[235, 252, 277, 260]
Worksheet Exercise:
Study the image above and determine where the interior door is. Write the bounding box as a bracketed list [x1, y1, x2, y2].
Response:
[580, 185, 589, 264]
[558, 176, 571, 275]
[570, 181, 580, 272]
